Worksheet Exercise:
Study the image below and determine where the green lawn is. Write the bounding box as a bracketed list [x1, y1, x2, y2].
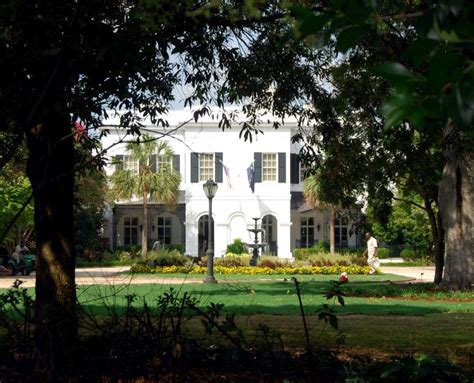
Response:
[73, 278, 474, 363]
[2, 274, 473, 363]
[76, 277, 474, 317]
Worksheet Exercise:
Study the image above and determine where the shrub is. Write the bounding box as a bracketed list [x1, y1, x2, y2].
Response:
[400, 248, 425, 261]
[114, 244, 140, 255]
[293, 241, 331, 260]
[129, 264, 371, 275]
[377, 248, 390, 259]
[225, 238, 249, 255]
[164, 244, 185, 253]
[139, 249, 190, 267]
[306, 253, 352, 267]
[312, 240, 329, 252]
[216, 253, 251, 267]
[257, 255, 293, 269]
[336, 247, 365, 255]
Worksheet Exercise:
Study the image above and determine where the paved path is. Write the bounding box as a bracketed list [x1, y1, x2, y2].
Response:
[380, 266, 435, 282]
[0, 266, 201, 289]
[0, 265, 436, 289]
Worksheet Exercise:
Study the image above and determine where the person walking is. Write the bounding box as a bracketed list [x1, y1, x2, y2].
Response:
[363, 232, 379, 274]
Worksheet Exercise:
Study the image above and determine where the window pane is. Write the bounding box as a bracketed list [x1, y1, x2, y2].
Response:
[157, 216, 172, 245]
[199, 153, 214, 181]
[262, 153, 277, 181]
[124, 217, 139, 245]
[124, 155, 138, 174]
[300, 217, 315, 248]
[157, 155, 172, 172]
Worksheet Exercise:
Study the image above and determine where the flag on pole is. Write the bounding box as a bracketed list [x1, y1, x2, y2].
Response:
[247, 163, 255, 193]
[222, 163, 232, 189]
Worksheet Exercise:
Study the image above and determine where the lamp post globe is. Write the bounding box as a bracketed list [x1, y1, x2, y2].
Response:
[203, 179, 218, 283]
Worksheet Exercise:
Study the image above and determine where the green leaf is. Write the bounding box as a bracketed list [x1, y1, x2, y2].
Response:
[290, 5, 331, 38]
[374, 63, 416, 83]
[335, 26, 368, 53]
[337, 295, 345, 306]
[427, 51, 463, 90]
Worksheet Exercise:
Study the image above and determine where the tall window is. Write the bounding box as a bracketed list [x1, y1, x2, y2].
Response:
[335, 215, 349, 247]
[262, 153, 277, 181]
[157, 216, 172, 245]
[300, 217, 315, 248]
[199, 153, 214, 181]
[157, 155, 173, 172]
[262, 215, 274, 243]
[124, 217, 139, 245]
[124, 155, 139, 174]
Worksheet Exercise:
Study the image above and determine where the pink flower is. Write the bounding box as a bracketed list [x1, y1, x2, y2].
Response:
[339, 272, 348, 282]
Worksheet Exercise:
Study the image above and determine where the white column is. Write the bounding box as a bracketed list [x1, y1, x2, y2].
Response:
[185, 221, 198, 257]
[214, 223, 228, 258]
[278, 222, 293, 258]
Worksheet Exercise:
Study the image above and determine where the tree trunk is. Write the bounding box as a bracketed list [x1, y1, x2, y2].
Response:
[435, 210, 445, 284]
[424, 199, 445, 284]
[439, 127, 474, 290]
[25, 109, 76, 378]
[142, 189, 148, 257]
[329, 207, 336, 254]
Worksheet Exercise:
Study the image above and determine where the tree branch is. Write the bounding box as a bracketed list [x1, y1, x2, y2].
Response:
[393, 196, 426, 211]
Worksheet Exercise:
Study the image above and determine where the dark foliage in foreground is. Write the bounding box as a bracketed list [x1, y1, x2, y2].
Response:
[0, 282, 470, 382]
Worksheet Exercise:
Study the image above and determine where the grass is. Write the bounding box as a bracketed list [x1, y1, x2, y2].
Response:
[74, 278, 474, 317]
[2, 274, 473, 366]
[72, 279, 473, 365]
[180, 313, 474, 363]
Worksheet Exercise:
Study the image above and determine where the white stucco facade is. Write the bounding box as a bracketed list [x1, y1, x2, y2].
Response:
[101, 117, 360, 258]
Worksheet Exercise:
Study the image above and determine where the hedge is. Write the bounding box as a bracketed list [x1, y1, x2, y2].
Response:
[129, 264, 372, 275]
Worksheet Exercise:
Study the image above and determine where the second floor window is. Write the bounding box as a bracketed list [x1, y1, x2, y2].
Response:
[262, 153, 277, 181]
[157, 155, 173, 172]
[199, 153, 214, 181]
[124, 155, 138, 174]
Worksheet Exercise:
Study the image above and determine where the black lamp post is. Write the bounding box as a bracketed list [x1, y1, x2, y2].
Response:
[203, 179, 218, 283]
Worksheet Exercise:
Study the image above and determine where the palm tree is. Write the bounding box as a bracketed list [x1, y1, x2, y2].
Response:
[110, 135, 181, 256]
[303, 174, 337, 254]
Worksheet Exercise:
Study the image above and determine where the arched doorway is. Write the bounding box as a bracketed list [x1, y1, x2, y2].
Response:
[262, 214, 278, 256]
[198, 215, 214, 256]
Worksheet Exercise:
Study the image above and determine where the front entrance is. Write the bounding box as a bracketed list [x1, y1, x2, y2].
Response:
[198, 215, 214, 256]
[262, 214, 278, 256]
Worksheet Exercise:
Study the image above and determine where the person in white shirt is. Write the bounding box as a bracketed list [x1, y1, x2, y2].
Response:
[363, 232, 379, 274]
[13, 242, 30, 263]
[152, 239, 163, 251]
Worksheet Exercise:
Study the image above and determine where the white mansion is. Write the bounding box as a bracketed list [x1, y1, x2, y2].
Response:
[102, 115, 361, 258]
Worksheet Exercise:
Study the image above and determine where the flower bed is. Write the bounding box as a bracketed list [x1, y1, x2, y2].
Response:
[130, 264, 371, 275]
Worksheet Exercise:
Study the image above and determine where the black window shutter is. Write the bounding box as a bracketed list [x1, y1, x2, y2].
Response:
[215, 153, 223, 183]
[150, 155, 157, 173]
[278, 152, 286, 183]
[191, 153, 199, 183]
[254, 152, 262, 183]
[115, 155, 124, 171]
[290, 154, 299, 184]
[173, 154, 180, 173]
